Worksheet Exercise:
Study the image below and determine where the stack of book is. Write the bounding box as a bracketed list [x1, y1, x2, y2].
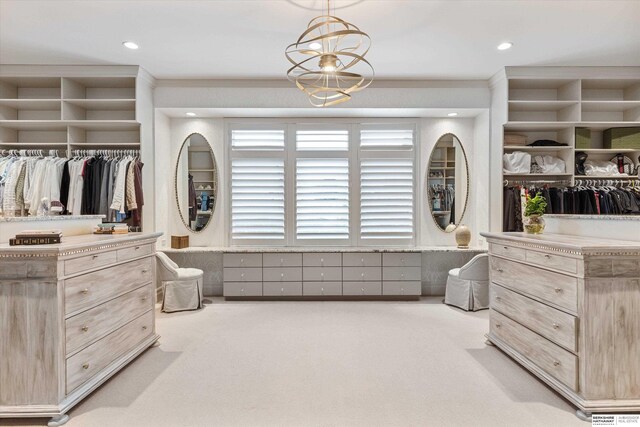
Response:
[94, 223, 129, 235]
[10, 230, 62, 246]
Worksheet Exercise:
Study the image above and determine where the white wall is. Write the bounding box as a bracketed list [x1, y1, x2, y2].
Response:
[418, 117, 488, 247]
[156, 118, 226, 247]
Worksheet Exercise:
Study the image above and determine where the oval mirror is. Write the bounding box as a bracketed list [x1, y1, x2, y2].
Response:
[175, 133, 218, 232]
[427, 133, 469, 232]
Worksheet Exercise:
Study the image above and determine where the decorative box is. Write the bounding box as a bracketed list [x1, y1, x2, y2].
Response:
[504, 133, 527, 146]
[603, 127, 640, 149]
[575, 128, 591, 149]
[171, 235, 189, 249]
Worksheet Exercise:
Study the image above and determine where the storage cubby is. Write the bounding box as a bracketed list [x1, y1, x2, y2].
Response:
[68, 125, 140, 147]
[0, 125, 67, 148]
[0, 77, 61, 99]
[0, 99, 61, 120]
[62, 99, 135, 120]
[509, 79, 580, 101]
[62, 77, 136, 100]
[581, 102, 640, 122]
[508, 101, 580, 122]
[503, 127, 574, 148]
[581, 79, 640, 101]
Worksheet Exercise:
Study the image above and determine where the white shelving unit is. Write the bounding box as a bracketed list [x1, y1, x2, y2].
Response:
[491, 67, 640, 231]
[0, 65, 156, 231]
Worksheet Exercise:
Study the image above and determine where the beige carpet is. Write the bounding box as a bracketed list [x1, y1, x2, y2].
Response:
[2, 298, 585, 427]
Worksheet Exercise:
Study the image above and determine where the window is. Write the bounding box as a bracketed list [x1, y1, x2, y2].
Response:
[228, 122, 416, 246]
[296, 158, 349, 240]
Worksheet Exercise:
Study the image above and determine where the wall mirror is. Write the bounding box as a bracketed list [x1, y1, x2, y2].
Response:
[427, 133, 469, 232]
[175, 133, 218, 232]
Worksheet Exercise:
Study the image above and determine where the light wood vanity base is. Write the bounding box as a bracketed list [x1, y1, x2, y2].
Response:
[0, 233, 162, 426]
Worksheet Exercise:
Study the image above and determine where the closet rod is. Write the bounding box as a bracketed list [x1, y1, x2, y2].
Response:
[503, 179, 572, 186]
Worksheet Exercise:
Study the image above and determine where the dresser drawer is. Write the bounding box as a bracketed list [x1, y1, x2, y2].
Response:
[303, 281, 342, 296]
[66, 284, 153, 356]
[223, 282, 262, 297]
[223, 267, 262, 282]
[490, 310, 577, 390]
[383, 281, 421, 296]
[383, 253, 421, 267]
[64, 249, 118, 276]
[490, 243, 525, 261]
[303, 253, 341, 267]
[490, 257, 577, 313]
[263, 267, 302, 282]
[65, 257, 153, 316]
[343, 253, 381, 267]
[303, 266, 342, 281]
[525, 250, 578, 275]
[263, 253, 301, 267]
[383, 266, 421, 281]
[117, 243, 153, 263]
[491, 283, 577, 352]
[223, 253, 262, 267]
[263, 282, 303, 296]
[66, 310, 153, 393]
[343, 281, 382, 296]
[343, 266, 382, 282]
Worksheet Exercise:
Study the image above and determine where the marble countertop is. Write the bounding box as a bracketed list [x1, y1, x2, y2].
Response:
[0, 232, 162, 255]
[159, 246, 486, 253]
[545, 214, 640, 221]
[0, 214, 104, 223]
[481, 232, 640, 252]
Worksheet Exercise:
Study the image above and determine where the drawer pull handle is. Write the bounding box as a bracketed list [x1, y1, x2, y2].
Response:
[142, 269, 149, 273]
[553, 361, 561, 367]
[361, 273, 365, 278]
[361, 258, 364, 264]
[281, 288, 284, 295]
[503, 246, 508, 250]
[495, 323, 502, 328]
[320, 258, 324, 263]
[495, 296, 502, 301]
[321, 287, 324, 295]
[241, 273, 245, 278]
[552, 323, 560, 329]
[142, 296, 148, 301]
[142, 326, 148, 331]
[240, 258, 244, 264]
[281, 273, 284, 279]
[241, 288, 245, 293]
[554, 288, 563, 294]
[400, 273, 404, 278]
[81, 288, 89, 295]
[81, 326, 89, 332]
[82, 363, 90, 370]
[496, 268, 504, 273]
[135, 246, 140, 250]
[280, 258, 284, 264]
[92, 255, 99, 259]
[401, 288, 405, 295]
[544, 254, 551, 259]
[361, 287, 365, 295]
[401, 258, 405, 263]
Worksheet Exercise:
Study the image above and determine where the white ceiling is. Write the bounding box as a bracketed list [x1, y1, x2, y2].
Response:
[1, 0, 639, 80]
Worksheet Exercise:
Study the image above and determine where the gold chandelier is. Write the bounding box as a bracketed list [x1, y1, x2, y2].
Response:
[285, 0, 374, 107]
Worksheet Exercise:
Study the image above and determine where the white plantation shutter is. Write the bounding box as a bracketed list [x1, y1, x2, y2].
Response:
[296, 130, 349, 151]
[360, 158, 414, 240]
[231, 158, 285, 240]
[296, 158, 349, 240]
[360, 129, 414, 150]
[231, 129, 285, 151]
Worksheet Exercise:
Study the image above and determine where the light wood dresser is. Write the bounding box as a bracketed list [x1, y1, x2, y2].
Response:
[0, 232, 162, 426]
[481, 232, 640, 420]
[223, 250, 422, 298]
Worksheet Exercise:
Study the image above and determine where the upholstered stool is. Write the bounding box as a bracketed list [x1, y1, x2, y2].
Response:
[444, 253, 489, 311]
[156, 252, 204, 313]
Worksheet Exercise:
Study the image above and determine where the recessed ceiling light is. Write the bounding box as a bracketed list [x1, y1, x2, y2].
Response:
[186, 112, 196, 117]
[447, 112, 458, 117]
[309, 42, 322, 50]
[122, 41, 139, 50]
[497, 42, 513, 51]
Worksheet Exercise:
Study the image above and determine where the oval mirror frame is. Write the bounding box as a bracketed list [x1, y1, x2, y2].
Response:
[426, 133, 470, 233]
[174, 132, 218, 233]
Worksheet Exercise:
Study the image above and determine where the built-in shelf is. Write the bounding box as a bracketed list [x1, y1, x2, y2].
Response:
[579, 148, 640, 153]
[503, 173, 574, 178]
[575, 175, 639, 180]
[503, 145, 573, 151]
